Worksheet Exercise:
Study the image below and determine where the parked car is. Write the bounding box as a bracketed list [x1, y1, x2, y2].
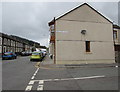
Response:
[2, 52, 17, 60]
[30, 51, 43, 61]
[43, 51, 47, 56]
[20, 52, 27, 56]
[41, 50, 47, 57]
[21, 51, 32, 56]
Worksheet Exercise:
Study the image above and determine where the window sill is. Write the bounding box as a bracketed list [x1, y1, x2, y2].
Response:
[85, 52, 92, 54]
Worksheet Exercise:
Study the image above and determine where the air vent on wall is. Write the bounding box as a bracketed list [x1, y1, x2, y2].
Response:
[81, 30, 86, 35]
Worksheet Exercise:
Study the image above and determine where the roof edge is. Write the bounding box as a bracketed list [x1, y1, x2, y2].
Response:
[55, 3, 113, 24]
[113, 24, 120, 29]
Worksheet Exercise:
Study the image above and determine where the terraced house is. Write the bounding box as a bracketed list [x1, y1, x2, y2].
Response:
[0, 32, 40, 55]
[113, 25, 120, 62]
[48, 3, 116, 64]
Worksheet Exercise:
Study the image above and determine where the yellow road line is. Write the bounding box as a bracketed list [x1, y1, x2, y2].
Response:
[35, 62, 41, 68]
[35, 62, 65, 69]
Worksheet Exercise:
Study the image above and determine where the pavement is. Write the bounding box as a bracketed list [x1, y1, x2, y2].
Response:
[40, 54, 119, 69]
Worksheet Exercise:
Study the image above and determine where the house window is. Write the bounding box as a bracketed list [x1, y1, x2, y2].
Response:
[86, 41, 90, 52]
[0, 37, 2, 45]
[113, 30, 117, 40]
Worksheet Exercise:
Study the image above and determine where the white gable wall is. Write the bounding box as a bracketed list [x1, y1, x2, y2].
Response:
[56, 20, 113, 41]
[59, 4, 110, 24]
[55, 4, 115, 64]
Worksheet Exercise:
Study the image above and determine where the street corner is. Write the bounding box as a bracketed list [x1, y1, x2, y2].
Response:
[35, 62, 119, 70]
[35, 61, 66, 70]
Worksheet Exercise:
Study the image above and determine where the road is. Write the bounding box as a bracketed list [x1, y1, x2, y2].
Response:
[2, 56, 37, 90]
[2, 55, 119, 91]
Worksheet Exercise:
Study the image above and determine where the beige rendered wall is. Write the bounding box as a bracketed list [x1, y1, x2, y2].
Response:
[56, 41, 114, 61]
[55, 4, 115, 64]
[59, 4, 110, 24]
[56, 20, 113, 42]
[55, 20, 115, 64]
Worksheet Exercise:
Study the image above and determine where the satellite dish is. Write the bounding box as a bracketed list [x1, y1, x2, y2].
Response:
[81, 30, 86, 35]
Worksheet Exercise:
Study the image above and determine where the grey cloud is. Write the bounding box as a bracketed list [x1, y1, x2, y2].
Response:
[0, 2, 2, 32]
[118, 2, 120, 25]
[90, 2, 118, 24]
[2, 2, 118, 46]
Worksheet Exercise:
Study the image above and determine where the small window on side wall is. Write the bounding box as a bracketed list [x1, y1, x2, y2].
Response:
[113, 30, 117, 40]
[86, 41, 90, 52]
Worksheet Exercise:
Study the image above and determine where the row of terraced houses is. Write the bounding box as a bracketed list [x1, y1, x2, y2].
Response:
[0, 32, 40, 56]
[48, 3, 120, 64]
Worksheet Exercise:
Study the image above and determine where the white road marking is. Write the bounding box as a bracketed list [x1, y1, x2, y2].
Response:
[45, 75, 105, 81]
[31, 68, 40, 80]
[29, 80, 35, 85]
[25, 68, 40, 91]
[31, 76, 35, 80]
[25, 75, 105, 91]
[25, 85, 32, 91]
[37, 80, 44, 91]
[25, 65, 105, 91]
[35, 68, 39, 73]
[39, 80, 44, 84]
[37, 85, 43, 91]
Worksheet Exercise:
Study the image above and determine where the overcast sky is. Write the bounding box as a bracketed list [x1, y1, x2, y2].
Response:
[1, 2, 118, 47]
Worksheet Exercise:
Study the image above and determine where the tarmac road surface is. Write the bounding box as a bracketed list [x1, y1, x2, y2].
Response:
[2, 55, 119, 91]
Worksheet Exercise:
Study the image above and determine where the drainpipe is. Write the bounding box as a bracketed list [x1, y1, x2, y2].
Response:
[54, 17, 56, 64]
[112, 24, 116, 63]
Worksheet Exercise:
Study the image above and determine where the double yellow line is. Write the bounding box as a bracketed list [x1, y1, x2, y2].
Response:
[35, 62, 41, 68]
[35, 62, 65, 70]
